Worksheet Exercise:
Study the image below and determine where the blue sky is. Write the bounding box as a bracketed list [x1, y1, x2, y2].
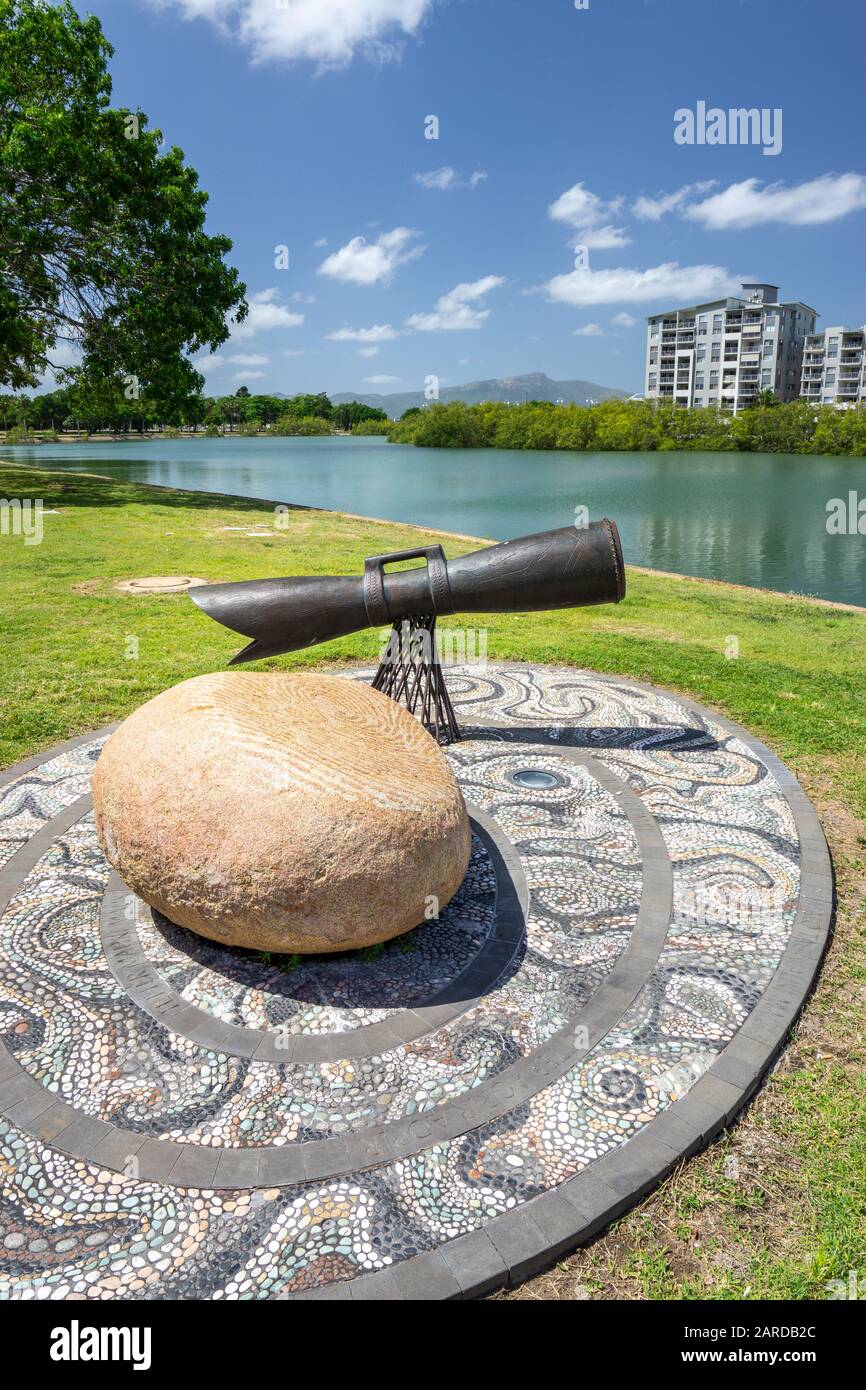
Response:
[76, 0, 866, 397]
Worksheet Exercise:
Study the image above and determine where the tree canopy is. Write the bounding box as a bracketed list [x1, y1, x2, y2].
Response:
[382, 398, 866, 456]
[0, 384, 389, 435]
[0, 0, 246, 406]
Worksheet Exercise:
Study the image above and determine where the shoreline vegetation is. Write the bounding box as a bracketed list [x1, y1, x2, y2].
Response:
[372, 398, 866, 455]
[4, 390, 866, 456]
[1, 461, 863, 1302]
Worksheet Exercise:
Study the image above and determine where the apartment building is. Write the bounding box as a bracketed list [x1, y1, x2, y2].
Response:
[645, 283, 818, 412]
[800, 326, 866, 407]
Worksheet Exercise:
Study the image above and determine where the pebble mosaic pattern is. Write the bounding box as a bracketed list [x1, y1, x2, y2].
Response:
[0, 666, 813, 1299]
[0, 740, 106, 869]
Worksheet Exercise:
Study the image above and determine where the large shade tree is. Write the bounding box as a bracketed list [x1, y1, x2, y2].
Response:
[0, 0, 246, 405]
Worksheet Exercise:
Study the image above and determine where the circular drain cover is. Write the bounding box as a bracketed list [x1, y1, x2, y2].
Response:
[115, 576, 208, 595]
[509, 767, 564, 790]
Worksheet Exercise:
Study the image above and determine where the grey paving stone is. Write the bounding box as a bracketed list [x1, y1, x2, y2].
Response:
[650, 1106, 709, 1162]
[302, 1135, 350, 1181]
[0, 1072, 33, 1112]
[688, 1073, 750, 1128]
[441, 1230, 509, 1299]
[256, 1145, 307, 1187]
[135, 1138, 188, 1183]
[593, 1131, 682, 1205]
[1, 677, 835, 1303]
[0, 1045, 21, 1084]
[709, 1051, 768, 1092]
[349, 1269, 403, 1301]
[525, 1189, 587, 1263]
[487, 1210, 552, 1285]
[669, 1093, 729, 1146]
[89, 1129, 147, 1175]
[390, 1250, 462, 1300]
[29, 1100, 78, 1144]
[344, 1126, 397, 1172]
[213, 1146, 263, 1189]
[3, 1087, 59, 1127]
[52, 1116, 115, 1161]
[166, 1146, 222, 1189]
[737, 1004, 798, 1047]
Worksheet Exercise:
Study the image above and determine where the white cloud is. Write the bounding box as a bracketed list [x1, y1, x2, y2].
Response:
[406, 276, 505, 331]
[326, 324, 400, 343]
[573, 323, 604, 337]
[283, 349, 307, 357]
[230, 289, 304, 339]
[414, 167, 457, 191]
[579, 225, 631, 250]
[314, 237, 328, 248]
[413, 167, 487, 191]
[291, 291, 317, 304]
[365, 374, 401, 384]
[318, 227, 424, 285]
[612, 312, 636, 328]
[359, 347, 379, 358]
[548, 182, 630, 249]
[159, 0, 434, 69]
[632, 181, 718, 220]
[545, 261, 740, 307]
[194, 351, 270, 371]
[234, 370, 266, 381]
[685, 173, 866, 229]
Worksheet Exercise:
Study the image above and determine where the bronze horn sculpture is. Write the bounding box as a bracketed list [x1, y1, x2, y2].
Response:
[191, 519, 626, 742]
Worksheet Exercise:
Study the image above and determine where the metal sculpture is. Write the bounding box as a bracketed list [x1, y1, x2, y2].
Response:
[191, 520, 626, 742]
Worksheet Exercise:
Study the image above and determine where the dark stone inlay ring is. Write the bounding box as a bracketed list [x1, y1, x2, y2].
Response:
[100, 806, 529, 1064]
[0, 673, 835, 1299]
[0, 744, 671, 1188]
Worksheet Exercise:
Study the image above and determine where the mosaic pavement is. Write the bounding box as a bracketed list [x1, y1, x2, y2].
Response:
[0, 666, 832, 1300]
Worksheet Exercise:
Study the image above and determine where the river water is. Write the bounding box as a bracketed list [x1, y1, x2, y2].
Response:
[4, 436, 864, 605]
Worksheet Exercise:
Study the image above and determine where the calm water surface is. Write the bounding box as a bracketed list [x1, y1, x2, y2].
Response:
[5, 437, 865, 605]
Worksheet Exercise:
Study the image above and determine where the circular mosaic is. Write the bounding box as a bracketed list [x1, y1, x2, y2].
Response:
[0, 665, 832, 1301]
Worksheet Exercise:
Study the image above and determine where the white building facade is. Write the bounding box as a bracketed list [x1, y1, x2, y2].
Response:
[800, 326, 866, 407]
[644, 284, 818, 412]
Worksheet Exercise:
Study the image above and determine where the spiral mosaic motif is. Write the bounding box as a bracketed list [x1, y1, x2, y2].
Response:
[0, 665, 831, 1300]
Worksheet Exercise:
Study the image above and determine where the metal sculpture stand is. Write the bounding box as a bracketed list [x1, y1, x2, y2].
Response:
[371, 614, 462, 746]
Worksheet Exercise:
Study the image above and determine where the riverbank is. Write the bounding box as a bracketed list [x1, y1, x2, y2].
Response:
[1, 460, 864, 1300]
[383, 398, 866, 455]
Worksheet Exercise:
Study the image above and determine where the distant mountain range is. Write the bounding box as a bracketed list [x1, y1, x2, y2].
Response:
[331, 371, 632, 419]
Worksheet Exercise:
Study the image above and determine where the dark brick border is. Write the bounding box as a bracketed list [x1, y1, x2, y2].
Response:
[0, 673, 834, 1299]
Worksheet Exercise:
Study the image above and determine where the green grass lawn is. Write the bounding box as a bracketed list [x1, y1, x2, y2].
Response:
[1, 460, 864, 1300]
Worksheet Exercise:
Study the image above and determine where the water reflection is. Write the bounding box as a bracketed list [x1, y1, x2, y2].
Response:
[4, 438, 864, 605]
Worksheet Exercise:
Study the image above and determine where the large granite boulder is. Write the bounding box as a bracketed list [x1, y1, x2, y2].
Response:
[93, 672, 471, 953]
